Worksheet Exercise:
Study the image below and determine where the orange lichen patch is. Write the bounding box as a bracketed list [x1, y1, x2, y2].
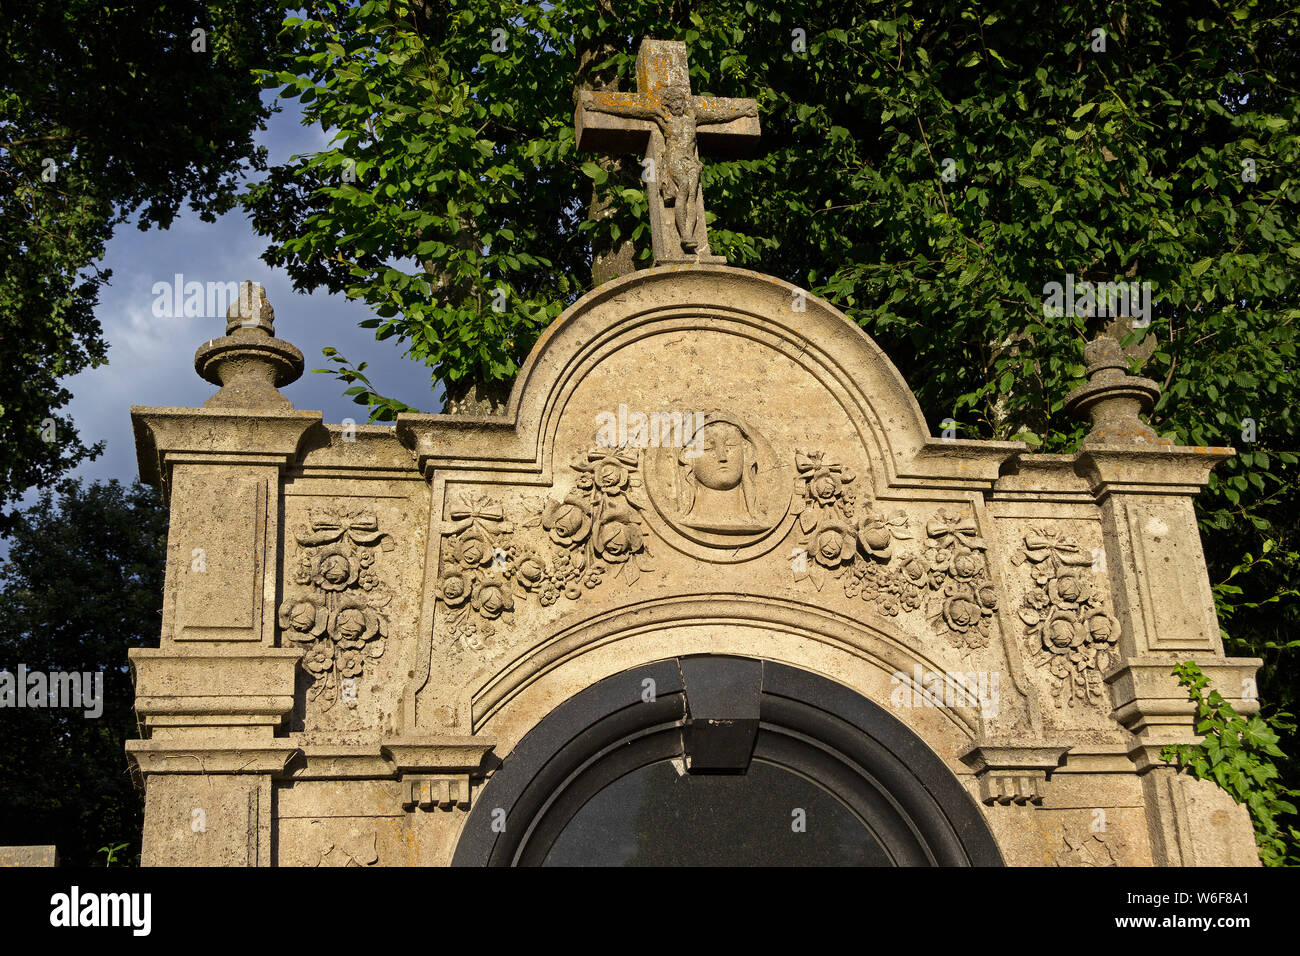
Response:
[637, 49, 690, 93]
[583, 90, 661, 111]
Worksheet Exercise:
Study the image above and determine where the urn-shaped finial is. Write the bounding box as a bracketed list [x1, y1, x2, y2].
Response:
[225, 280, 276, 336]
[194, 281, 304, 409]
[1064, 336, 1170, 446]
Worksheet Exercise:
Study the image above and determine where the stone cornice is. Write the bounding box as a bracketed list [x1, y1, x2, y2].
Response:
[132, 407, 322, 490]
[129, 647, 303, 722]
[1074, 445, 1234, 497]
[127, 738, 300, 775]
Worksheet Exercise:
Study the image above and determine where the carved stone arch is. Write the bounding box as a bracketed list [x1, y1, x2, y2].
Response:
[397, 265, 1020, 496]
[451, 655, 1003, 866]
[462, 591, 985, 752]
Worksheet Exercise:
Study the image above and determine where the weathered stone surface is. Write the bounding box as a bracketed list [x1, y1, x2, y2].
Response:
[126, 209, 1258, 864]
[0, 846, 58, 867]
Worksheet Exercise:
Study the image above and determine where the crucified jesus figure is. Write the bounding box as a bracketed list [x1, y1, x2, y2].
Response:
[584, 85, 758, 252]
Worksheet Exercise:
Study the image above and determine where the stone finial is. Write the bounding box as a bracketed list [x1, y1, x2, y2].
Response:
[194, 281, 304, 409]
[226, 280, 276, 336]
[1064, 336, 1171, 446]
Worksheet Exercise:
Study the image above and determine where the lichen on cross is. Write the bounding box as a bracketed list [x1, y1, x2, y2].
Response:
[575, 38, 761, 266]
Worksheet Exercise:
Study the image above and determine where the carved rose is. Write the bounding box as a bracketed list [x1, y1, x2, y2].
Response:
[541, 500, 592, 547]
[514, 552, 548, 591]
[950, 547, 985, 580]
[814, 522, 856, 568]
[592, 458, 630, 496]
[595, 520, 643, 563]
[303, 641, 335, 677]
[1044, 611, 1085, 652]
[1049, 572, 1092, 609]
[810, 474, 841, 504]
[330, 606, 379, 650]
[857, 519, 893, 560]
[943, 594, 983, 633]
[900, 556, 928, 586]
[314, 547, 359, 591]
[454, 528, 495, 567]
[278, 600, 327, 641]
[471, 576, 515, 619]
[976, 583, 999, 611]
[1085, 609, 1119, 645]
[439, 571, 470, 607]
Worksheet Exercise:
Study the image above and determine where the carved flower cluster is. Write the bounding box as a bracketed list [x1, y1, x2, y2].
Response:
[1012, 528, 1119, 707]
[435, 496, 518, 626]
[280, 508, 394, 710]
[791, 451, 997, 649]
[918, 510, 998, 649]
[436, 448, 654, 639]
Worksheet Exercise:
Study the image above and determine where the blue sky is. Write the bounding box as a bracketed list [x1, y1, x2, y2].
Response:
[56, 96, 439, 489]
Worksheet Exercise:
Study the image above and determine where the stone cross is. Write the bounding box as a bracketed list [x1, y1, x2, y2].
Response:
[575, 38, 760, 265]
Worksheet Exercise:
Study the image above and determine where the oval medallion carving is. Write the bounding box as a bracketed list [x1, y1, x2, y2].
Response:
[644, 410, 792, 556]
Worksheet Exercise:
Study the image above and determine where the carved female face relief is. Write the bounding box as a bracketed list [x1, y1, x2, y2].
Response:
[676, 420, 760, 531]
[645, 410, 792, 558]
[690, 422, 746, 492]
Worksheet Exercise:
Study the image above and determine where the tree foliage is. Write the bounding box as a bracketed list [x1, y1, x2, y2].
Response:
[0, 480, 168, 867]
[1163, 661, 1299, 866]
[0, 0, 291, 524]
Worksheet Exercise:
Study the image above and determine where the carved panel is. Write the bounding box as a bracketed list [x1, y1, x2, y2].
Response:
[1122, 499, 1218, 652]
[279, 508, 396, 711]
[1011, 528, 1120, 708]
[173, 472, 268, 641]
[790, 452, 999, 648]
[435, 448, 656, 652]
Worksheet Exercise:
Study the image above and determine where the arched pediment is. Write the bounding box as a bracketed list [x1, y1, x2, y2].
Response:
[397, 265, 1021, 496]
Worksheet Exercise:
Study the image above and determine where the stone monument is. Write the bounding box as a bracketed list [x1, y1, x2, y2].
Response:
[127, 40, 1260, 866]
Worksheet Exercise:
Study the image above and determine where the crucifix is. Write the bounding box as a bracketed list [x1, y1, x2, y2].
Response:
[575, 38, 761, 265]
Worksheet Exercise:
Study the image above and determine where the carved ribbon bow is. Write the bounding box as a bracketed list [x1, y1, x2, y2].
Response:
[582, 447, 639, 468]
[298, 510, 393, 550]
[442, 498, 514, 536]
[795, 451, 854, 483]
[925, 513, 986, 551]
[1021, 531, 1093, 567]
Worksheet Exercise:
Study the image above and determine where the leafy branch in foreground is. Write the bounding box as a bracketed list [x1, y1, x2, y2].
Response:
[1161, 661, 1299, 866]
[316, 348, 422, 423]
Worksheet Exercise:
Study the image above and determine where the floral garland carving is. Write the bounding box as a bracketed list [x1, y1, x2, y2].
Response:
[436, 447, 654, 649]
[790, 450, 998, 648]
[279, 508, 395, 710]
[1011, 528, 1120, 707]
